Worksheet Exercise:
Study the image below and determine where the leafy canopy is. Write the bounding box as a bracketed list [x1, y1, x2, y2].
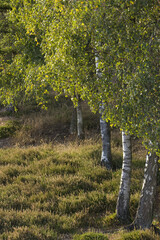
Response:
[1, 0, 160, 152]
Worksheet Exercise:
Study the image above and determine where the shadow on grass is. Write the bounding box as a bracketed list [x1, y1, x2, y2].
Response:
[112, 152, 123, 171]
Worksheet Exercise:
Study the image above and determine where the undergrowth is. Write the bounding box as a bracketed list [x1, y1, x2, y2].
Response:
[0, 101, 159, 240]
[0, 120, 20, 139]
[0, 139, 157, 239]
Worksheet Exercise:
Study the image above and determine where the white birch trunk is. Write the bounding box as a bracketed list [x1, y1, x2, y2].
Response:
[99, 104, 112, 169]
[132, 152, 158, 229]
[116, 131, 132, 222]
[95, 52, 112, 170]
[76, 96, 84, 140]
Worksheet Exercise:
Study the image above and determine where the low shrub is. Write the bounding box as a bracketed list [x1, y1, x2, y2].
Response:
[0, 120, 20, 139]
[119, 229, 155, 240]
[73, 232, 109, 240]
[102, 212, 121, 228]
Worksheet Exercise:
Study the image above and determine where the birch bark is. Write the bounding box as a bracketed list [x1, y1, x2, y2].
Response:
[76, 95, 84, 140]
[132, 152, 158, 229]
[95, 52, 112, 170]
[99, 104, 112, 169]
[116, 131, 132, 222]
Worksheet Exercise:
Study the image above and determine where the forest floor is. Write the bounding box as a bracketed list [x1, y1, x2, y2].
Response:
[0, 102, 160, 240]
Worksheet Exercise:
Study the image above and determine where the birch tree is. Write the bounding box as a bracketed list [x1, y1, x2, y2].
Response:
[117, 131, 132, 222]
[2, 0, 159, 229]
[131, 151, 159, 229]
[95, 51, 112, 169]
[99, 109, 112, 169]
[5, 0, 160, 145]
[76, 95, 84, 140]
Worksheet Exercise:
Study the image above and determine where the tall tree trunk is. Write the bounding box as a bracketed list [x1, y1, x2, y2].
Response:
[76, 95, 84, 140]
[99, 104, 112, 169]
[132, 152, 158, 229]
[116, 131, 132, 222]
[95, 51, 112, 170]
[70, 106, 77, 135]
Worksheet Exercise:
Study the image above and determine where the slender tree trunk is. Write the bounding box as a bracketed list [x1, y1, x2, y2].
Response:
[95, 51, 112, 170]
[99, 104, 112, 169]
[76, 95, 84, 140]
[116, 131, 132, 222]
[70, 106, 77, 135]
[132, 152, 158, 229]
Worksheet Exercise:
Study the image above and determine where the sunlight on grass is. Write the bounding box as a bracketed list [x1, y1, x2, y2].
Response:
[0, 117, 158, 240]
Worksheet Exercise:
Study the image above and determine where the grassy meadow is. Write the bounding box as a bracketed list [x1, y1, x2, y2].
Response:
[0, 100, 159, 240]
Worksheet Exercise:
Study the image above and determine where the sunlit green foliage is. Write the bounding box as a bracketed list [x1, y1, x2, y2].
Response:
[2, 0, 158, 152]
